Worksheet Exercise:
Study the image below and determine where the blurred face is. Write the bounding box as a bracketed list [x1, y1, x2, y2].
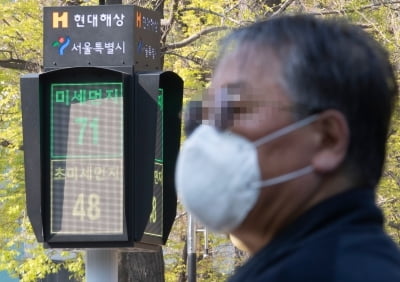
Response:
[208, 47, 319, 234]
[209, 48, 315, 184]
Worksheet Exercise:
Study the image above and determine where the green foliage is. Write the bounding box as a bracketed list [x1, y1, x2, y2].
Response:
[0, 0, 42, 71]
[379, 107, 400, 244]
[0, 0, 85, 280]
[162, 0, 400, 280]
[164, 205, 187, 281]
[1, 0, 400, 280]
[164, 204, 248, 280]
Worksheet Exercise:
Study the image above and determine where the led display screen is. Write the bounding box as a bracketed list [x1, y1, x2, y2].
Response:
[144, 88, 163, 238]
[49, 82, 124, 235]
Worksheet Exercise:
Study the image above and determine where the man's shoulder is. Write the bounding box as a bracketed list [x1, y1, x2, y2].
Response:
[229, 224, 400, 282]
[229, 231, 339, 282]
[334, 224, 400, 281]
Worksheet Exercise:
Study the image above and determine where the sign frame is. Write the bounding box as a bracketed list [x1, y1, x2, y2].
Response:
[43, 5, 161, 71]
[39, 67, 136, 246]
[138, 71, 183, 245]
[22, 4, 183, 249]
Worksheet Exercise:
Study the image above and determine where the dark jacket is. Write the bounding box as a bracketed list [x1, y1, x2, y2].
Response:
[229, 188, 400, 282]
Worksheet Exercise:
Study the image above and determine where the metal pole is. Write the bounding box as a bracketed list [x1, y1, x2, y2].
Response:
[187, 214, 197, 282]
[86, 249, 118, 282]
[204, 228, 209, 257]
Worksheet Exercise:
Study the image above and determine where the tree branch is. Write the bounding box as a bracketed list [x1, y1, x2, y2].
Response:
[271, 0, 296, 17]
[385, 170, 400, 188]
[178, 7, 245, 25]
[0, 139, 12, 148]
[3, 19, 25, 42]
[0, 58, 39, 71]
[175, 211, 187, 221]
[0, 112, 19, 115]
[152, 0, 166, 12]
[307, 0, 400, 16]
[376, 195, 398, 206]
[161, 0, 180, 43]
[163, 26, 230, 51]
[388, 221, 400, 230]
[164, 51, 211, 68]
[0, 136, 24, 150]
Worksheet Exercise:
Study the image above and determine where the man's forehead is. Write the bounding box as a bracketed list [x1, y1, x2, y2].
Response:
[210, 47, 285, 97]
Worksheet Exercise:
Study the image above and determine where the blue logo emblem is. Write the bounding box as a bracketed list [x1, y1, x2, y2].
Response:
[52, 36, 71, 56]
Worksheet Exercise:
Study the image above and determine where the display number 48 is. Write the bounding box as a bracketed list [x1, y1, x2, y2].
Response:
[149, 196, 157, 223]
[72, 193, 101, 221]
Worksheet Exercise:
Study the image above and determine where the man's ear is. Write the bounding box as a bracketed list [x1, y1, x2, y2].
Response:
[311, 110, 349, 173]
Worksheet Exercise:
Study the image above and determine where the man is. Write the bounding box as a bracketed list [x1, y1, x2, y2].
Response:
[175, 14, 400, 281]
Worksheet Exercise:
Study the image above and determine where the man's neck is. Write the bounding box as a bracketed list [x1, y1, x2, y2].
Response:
[231, 173, 356, 255]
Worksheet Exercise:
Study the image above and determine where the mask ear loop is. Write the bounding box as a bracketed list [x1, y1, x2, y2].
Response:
[251, 114, 319, 189]
[254, 166, 314, 189]
[253, 114, 320, 147]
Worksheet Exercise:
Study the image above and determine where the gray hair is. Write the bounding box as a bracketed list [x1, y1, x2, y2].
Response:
[218, 15, 397, 186]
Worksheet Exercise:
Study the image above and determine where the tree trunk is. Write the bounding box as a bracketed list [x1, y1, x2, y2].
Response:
[118, 247, 165, 282]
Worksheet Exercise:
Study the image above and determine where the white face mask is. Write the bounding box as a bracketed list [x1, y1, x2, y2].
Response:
[175, 115, 319, 233]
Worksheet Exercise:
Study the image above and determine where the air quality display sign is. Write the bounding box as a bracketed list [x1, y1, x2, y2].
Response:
[49, 81, 124, 235]
[144, 89, 163, 238]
